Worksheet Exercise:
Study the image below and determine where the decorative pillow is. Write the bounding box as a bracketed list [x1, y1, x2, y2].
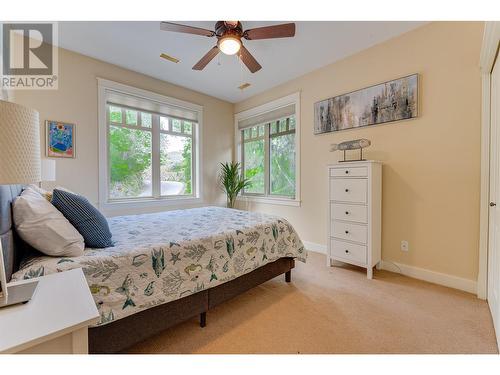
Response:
[51, 189, 114, 248]
[27, 184, 52, 201]
[13, 187, 85, 257]
[27, 184, 75, 202]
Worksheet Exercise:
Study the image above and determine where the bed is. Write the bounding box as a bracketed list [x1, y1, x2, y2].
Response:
[0, 184, 306, 353]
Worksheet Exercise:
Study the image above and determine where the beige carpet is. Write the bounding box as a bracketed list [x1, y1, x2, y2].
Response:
[125, 251, 498, 354]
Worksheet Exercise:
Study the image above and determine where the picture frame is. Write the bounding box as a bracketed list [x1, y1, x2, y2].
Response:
[314, 74, 418, 134]
[46, 120, 76, 158]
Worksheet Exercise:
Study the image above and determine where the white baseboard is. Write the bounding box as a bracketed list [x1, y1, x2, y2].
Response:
[303, 241, 477, 294]
[303, 241, 327, 254]
[379, 260, 477, 294]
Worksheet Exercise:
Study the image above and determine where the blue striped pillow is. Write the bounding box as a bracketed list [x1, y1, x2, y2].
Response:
[51, 189, 114, 248]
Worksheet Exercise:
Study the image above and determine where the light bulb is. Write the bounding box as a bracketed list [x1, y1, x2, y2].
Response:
[218, 37, 241, 55]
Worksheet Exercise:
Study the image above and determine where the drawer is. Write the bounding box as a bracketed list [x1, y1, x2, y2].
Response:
[331, 220, 367, 244]
[330, 178, 367, 203]
[330, 239, 367, 264]
[331, 203, 368, 223]
[330, 166, 368, 178]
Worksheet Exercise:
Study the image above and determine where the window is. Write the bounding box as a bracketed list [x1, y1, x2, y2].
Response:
[242, 116, 296, 198]
[107, 105, 194, 200]
[108, 106, 153, 199]
[236, 93, 300, 206]
[242, 124, 265, 194]
[98, 79, 201, 209]
[270, 117, 296, 197]
[159, 117, 193, 196]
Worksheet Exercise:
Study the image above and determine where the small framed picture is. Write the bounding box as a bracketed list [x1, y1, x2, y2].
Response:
[46, 120, 76, 158]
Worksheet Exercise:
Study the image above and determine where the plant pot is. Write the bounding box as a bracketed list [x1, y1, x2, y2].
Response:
[227, 197, 236, 209]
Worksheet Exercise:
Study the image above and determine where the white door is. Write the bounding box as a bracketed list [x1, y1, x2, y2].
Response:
[488, 56, 500, 342]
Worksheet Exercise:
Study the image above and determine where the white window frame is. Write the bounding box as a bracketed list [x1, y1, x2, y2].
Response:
[235, 92, 301, 207]
[97, 78, 203, 212]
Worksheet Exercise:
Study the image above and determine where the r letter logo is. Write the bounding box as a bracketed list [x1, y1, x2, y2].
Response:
[1, 23, 58, 90]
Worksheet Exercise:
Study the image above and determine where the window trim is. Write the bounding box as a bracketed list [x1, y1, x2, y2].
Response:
[97, 78, 203, 212]
[234, 92, 301, 207]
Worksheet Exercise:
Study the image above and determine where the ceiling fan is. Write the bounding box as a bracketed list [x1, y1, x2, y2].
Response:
[160, 21, 296, 73]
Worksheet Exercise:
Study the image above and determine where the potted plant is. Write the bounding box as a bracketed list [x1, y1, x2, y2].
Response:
[218, 162, 251, 208]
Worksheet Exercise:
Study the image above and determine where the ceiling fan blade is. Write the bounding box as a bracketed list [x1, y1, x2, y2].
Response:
[243, 23, 295, 40]
[192, 46, 220, 70]
[160, 22, 215, 37]
[239, 46, 262, 73]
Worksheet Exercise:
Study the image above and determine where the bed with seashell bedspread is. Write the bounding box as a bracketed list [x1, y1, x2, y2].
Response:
[10, 206, 306, 352]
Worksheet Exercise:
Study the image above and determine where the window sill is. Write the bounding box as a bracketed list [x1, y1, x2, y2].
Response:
[237, 196, 301, 207]
[100, 196, 204, 213]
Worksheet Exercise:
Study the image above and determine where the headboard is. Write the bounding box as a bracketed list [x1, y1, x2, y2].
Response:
[0, 184, 25, 281]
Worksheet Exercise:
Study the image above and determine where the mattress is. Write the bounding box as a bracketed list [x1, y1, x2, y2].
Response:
[11, 207, 306, 327]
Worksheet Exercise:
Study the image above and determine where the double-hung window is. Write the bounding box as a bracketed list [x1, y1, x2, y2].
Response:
[236, 93, 300, 206]
[98, 79, 202, 210]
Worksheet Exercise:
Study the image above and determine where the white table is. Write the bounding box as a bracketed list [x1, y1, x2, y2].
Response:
[0, 268, 99, 354]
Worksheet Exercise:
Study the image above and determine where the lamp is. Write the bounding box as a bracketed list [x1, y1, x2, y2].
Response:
[0, 100, 41, 184]
[0, 99, 41, 302]
[218, 36, 242, 55]
[41, 159, 56, 183]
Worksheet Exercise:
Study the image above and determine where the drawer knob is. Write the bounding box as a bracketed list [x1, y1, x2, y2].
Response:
[345, 189, 349, 193]
[345, 230, 349, 234]
[345, 211, 349, 215]
[345, 170, 349, 174]
[345, 250, 349, 254]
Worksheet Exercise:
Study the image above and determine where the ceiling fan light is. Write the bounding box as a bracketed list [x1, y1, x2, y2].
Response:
[218, 36, 241, 55]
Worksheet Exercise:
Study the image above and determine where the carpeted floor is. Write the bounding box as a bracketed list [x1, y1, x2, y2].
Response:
[125, 251, 498, 354]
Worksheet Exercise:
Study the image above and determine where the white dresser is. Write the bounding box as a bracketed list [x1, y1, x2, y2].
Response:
[327, 161, 382, 279]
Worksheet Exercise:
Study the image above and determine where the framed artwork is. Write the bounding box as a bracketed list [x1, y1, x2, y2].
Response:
[46, 120, 75, 158]
[314, 74, 418, 134]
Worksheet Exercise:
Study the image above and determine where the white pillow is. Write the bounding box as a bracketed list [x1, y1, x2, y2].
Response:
[27, 184, 48, 196]
[26, 184, 75, 202]
[13, 187, 85, 257]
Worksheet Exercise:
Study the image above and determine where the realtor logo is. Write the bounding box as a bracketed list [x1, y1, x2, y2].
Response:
[1, 22, 58, 90]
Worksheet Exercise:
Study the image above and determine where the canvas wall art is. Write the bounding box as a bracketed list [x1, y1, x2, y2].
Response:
[46, 120, 75, 158]
[314, 74, 418, 134]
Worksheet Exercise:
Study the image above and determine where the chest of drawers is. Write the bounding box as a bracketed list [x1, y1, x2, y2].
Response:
[327, 161, 382, 279]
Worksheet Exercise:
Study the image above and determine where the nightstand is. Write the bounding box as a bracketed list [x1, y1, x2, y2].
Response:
[0, 268, 99, 354]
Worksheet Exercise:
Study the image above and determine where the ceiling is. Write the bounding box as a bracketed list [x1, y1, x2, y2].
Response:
[58, 21, 427, 103]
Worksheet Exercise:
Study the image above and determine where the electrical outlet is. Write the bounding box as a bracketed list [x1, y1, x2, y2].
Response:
[401, 240, 409, 252]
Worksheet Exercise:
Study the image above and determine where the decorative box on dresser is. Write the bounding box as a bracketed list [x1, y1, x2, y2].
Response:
[327, 161, 382, 279]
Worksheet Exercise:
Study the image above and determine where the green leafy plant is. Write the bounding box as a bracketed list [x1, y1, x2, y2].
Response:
[219, 162, 251, 208]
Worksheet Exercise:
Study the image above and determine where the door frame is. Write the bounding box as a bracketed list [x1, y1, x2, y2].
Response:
[479, 22, 500, 300]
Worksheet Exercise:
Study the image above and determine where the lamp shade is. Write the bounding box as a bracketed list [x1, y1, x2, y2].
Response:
[0, 100, 41, 184]
[41, 159, 56, 182]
